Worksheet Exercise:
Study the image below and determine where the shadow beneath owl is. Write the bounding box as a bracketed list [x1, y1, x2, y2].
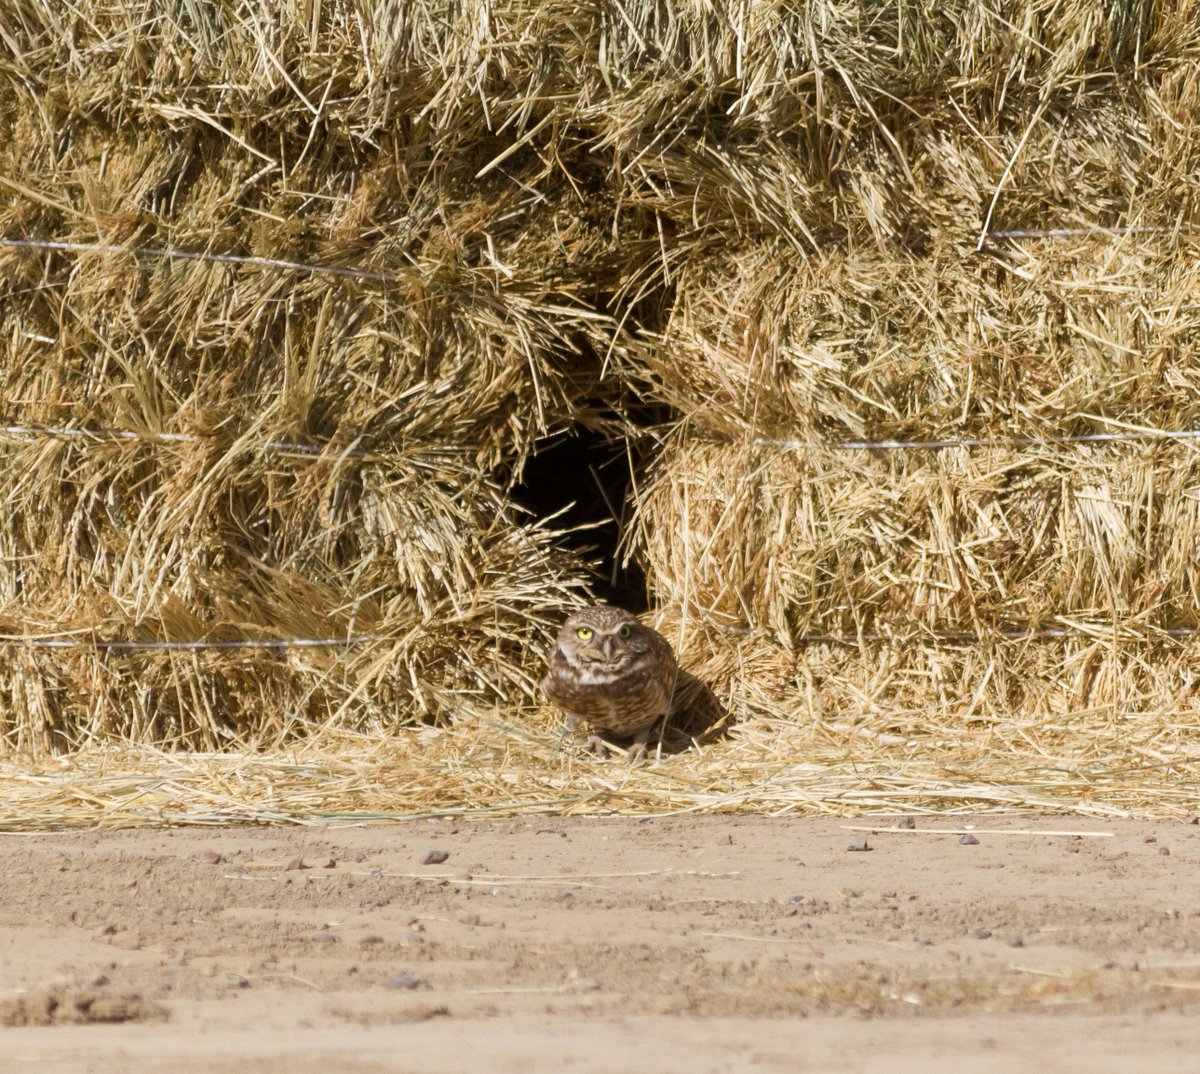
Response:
[639, 669, 734, 757]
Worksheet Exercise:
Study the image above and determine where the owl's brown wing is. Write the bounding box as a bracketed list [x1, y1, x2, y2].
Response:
[645, 624, 679, 707]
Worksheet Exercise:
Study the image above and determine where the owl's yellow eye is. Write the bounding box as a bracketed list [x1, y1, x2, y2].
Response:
[576, 626, 593, 641]
[617, 624, 633, 639]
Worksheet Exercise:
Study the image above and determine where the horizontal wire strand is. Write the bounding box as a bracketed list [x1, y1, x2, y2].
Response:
[1, 635, 383, 650]
[0, 423, 372, 459]
[7, 423, 1200, 457]
[745, 428, 1200, 451]
[987, 225, 1200, 240]
[4, 226, 1197, 282]
[4, 627, 1199, 652]
[0, 237, 405, 283]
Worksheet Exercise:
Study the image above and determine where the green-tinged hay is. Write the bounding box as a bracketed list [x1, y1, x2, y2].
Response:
[631, 438, 1200, 639]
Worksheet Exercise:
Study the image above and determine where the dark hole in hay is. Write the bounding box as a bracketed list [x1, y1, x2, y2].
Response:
[513, 409, 664, 613]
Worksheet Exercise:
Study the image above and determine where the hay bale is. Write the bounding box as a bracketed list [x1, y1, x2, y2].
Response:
[623, 237, 1200, 444]
[632, 437, 1200, 639]
[0, 454, 590, 750]
[2, 0, 1200, 819]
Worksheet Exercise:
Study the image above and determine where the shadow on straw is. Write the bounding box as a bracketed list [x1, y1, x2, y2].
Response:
[657, 668, 735, 755]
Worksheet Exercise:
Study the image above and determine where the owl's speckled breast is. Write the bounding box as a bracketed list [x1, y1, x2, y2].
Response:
[544, 649, 675, 736]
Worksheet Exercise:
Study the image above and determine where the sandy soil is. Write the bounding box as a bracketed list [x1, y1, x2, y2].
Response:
[2, 815, 1199, 1073]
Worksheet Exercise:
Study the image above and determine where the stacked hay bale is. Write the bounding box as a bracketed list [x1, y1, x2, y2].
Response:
[0, 4, 632, 750]
[612, 4, 1200, 746]
[3, 1, 1200, 769]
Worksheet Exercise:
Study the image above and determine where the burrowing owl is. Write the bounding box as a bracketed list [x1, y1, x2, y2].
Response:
[541, 605, 677, 761]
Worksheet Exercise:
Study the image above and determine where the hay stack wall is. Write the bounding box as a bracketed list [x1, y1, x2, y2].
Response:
[2, 3, 1199, 757]
[616, 5, 1200, 739]
[0, 3, 633, 749]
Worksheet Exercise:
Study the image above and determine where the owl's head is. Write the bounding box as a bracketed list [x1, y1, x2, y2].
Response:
[555, 605, 656, 668]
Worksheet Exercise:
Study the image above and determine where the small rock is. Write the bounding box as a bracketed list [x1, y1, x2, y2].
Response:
[353, 851, 369, 863]
[1144, 836, 1157, 844]
[359, 935, 385, 946]
[971, 928, 992, 940]
[846, 838, 872, 852]
[227, 974, 251, 989]
[311, 932, 340, 943]
[959, 834, 980, 846]
[386, 972, 424, 991]
[195, 849, 223, 865]
[896, 818, 916, 829]
[1008, 936, 1025, 947]
[284, 857, 305, 871]
[421, 849, 450, 865]
[789, 894, 805, 903]
[1159, 847, 1171, 856]
[324, 859, 337, 869]
[369, 867, 383, 879]
[1188, 816, 1199, 826]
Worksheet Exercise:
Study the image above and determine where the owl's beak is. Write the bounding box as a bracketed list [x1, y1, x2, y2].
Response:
[600, 635, 616, 660]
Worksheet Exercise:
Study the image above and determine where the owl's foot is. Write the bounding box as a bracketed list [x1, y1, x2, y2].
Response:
[623, 718, 665, 764]
[585, 734, 611, 758]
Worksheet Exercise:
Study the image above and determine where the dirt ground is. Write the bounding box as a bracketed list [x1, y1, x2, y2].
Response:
[2, 815, 1199, 1073]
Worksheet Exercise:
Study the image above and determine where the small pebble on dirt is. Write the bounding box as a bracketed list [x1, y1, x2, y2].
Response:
[195, 850, 223, 865]
[353, 851, 368, 863]
[284, 857, 304, 871]
[1144, 836, 1157, 843]
[789, 894, 805, 903]
[959, 834, 980, 846]
[421, 849, 450, 865]
[895, 818, 916, 829]
[324, 859, 337, 869]
[1159, 847, 1171, 856]
[1008, 936, 1025, 947]
[846, 838, 872, 852]
[370, 867, 383, 879]
[311, 932, 340, 943]
[971, 928, 992, 939]
[359, 935, 384, 946]
[386, 972, 424, 990]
